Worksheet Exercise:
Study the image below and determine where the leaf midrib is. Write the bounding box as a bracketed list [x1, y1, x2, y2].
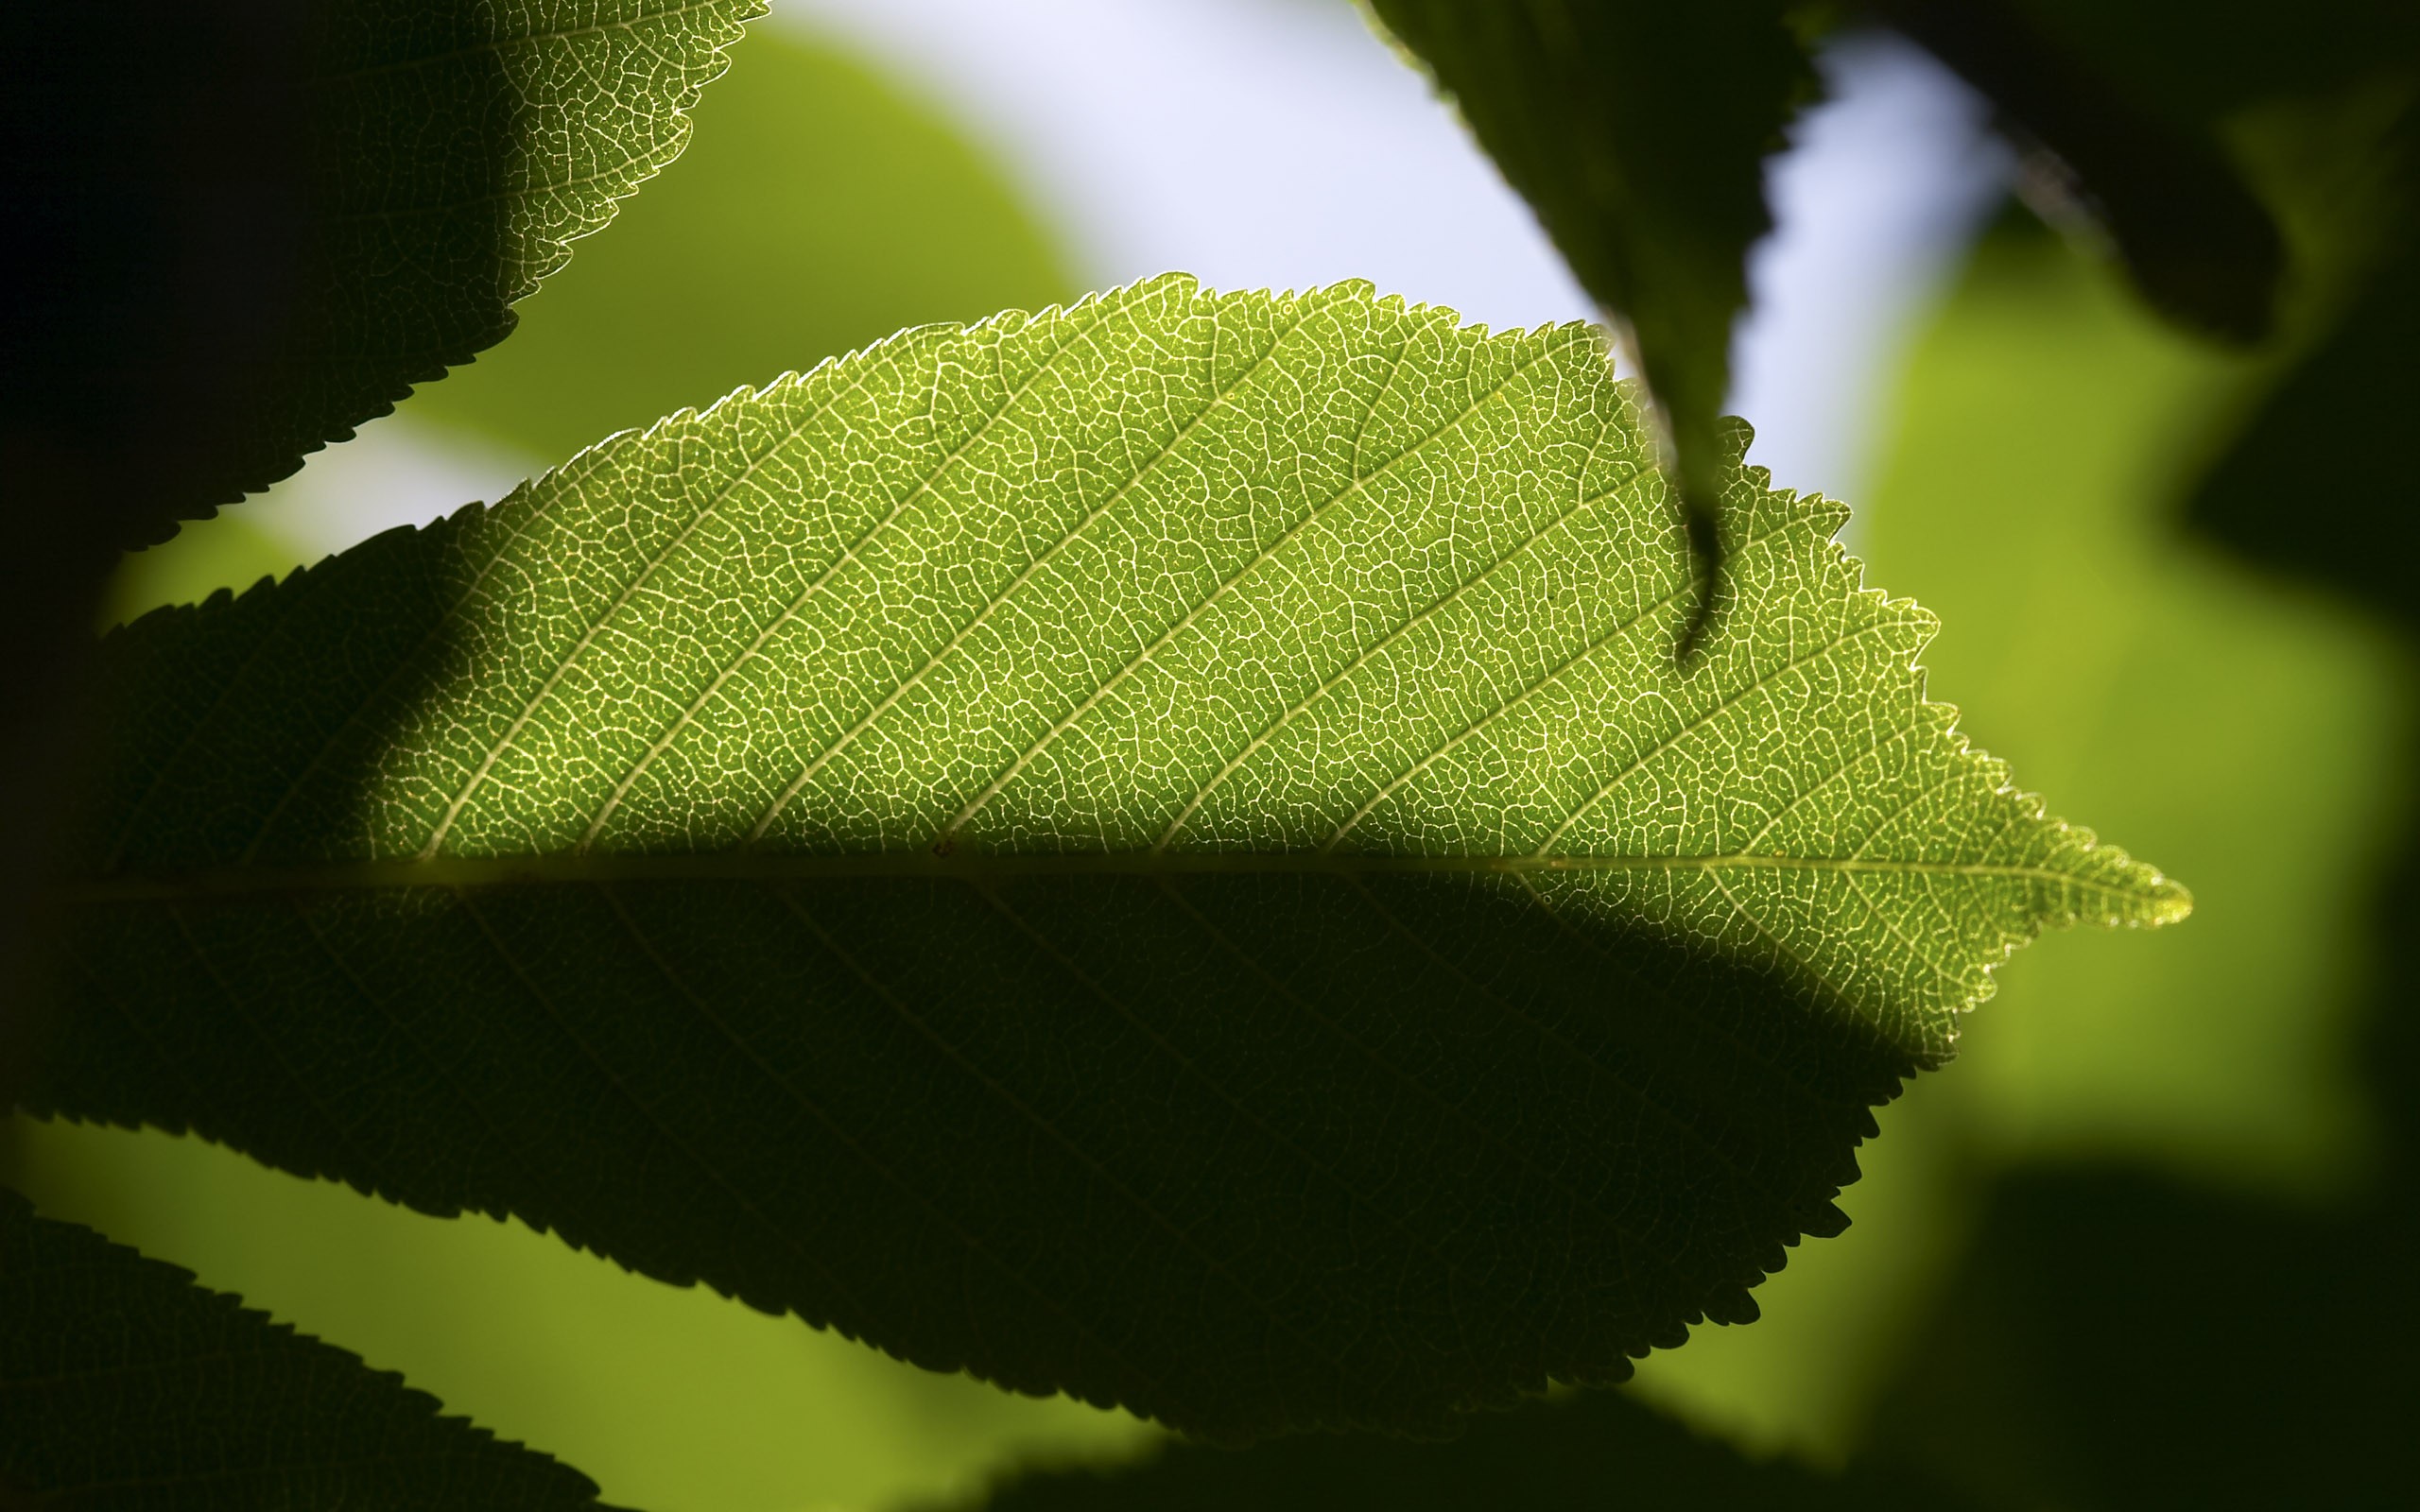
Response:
[62, 850, 2145, 904]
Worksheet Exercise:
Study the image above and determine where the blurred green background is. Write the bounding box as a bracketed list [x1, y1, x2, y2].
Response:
[1623, 217, 2414, 1474]
[13, 8, 2414, 1511]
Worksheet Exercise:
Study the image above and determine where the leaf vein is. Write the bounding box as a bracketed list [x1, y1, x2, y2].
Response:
[946, 329, 1587, 839]
[740, 295, 1317, 847]
[582, 296, 1130, 849]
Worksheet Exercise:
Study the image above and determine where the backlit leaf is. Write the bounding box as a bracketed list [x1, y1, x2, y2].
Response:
[152, 0, 764, 532]
[30, 278, 2184, 1441]
[1362, 0, 1814, 644]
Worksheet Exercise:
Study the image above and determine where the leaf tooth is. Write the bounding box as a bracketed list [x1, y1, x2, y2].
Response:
[1804, 1199, 1854, 1243]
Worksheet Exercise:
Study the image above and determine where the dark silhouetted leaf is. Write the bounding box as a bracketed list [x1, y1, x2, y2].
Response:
[1871, 0, 2285, 343]
[19, 0, 762, 546]
[1363, 0, 1816, 648]
[2185, 95, 2419, 627]
[2187, 239, 2420, 627]
[30, 280, 2182, 1442]
[0, 1190, 614, 1510]
[961, 1384, 1966, 1511]
[1863, 1165, 2416, 1510]
[2004, 0, 2420, 125]
[0, 0, 756, 1009]
[406, 18, 1076, 466]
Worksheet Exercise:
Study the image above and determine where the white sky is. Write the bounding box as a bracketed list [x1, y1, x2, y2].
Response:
[244, 0, 2007, 558]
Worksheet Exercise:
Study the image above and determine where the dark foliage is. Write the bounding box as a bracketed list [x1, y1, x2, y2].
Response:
[0, 1191, 614, 1509]
[970, 1384, 1968, 1511]
[1367, 0, 1813, 653]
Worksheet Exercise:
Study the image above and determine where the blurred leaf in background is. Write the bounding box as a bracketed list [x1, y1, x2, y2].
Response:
[1862, 1156, 2414, 1508]
[1824, 39, 2420, 1490]
[2187, 91, 2418, 629]
[1624, 213, 2413, 1464]
[7, 1120, 1152, 1512]
[959, 1381, 1966, 1512]
[1851, 220, 2409, 1189]
[24, 17, 1157, 1512]
[1994, 0, 2420, 631]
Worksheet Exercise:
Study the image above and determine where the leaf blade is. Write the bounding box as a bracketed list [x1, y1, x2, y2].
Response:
[0, 1191, 614, 1510]
[1360, 0, 1815, 644]
[157, 0, 765, 532]
[36, 279, 2182, 1440]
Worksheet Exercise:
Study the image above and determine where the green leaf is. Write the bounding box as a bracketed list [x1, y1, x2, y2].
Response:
[1870, 0, 2285, 344]
[159, 0, 764, 534]
[4, 1113, 1158, 1512]
[962, 1384, 1962, 1512]
[102, 14, 1077, 633]
[31, 278, 2184, 1442]
[1360, 0, 1814, 642]
[406, 17, 1077, 467]
[1864, 1166, 2411, 1509]
[1854, 227, 2401, 1185]
[2187, 215, 2420, 628]
[0, 1190, 612, 1509]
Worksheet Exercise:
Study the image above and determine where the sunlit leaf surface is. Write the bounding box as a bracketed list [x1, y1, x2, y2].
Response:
[1364, 0, 1811, 634]
[35, 278, 2181, 1440]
